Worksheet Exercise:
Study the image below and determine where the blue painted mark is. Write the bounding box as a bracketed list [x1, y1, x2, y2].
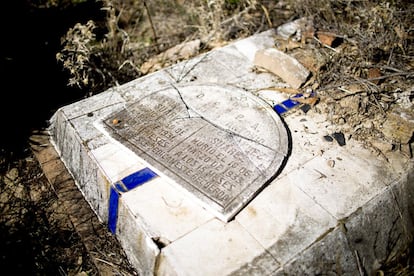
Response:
[122, 167, 158, 190]
[274, 104, 288, 114]
[108, 167, 158, 234]
[115, 182, 127, 193]
[274, 94, 304, 115]
[108, 186, 120, 234]
[281, 98, 300, 109]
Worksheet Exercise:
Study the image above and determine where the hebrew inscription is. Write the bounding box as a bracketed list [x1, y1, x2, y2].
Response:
[102, 84, 288, 221]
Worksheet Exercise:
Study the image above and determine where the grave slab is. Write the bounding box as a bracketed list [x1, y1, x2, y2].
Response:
[97, 83, 288, 222]
[48, 29, 414, 275]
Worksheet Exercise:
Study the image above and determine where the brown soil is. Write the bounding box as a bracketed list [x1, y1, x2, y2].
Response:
[1, 0, 413, 275]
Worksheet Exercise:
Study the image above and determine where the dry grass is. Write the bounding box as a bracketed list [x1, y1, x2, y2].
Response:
[0, 152, 98, 275]
[57, 0, 413, 155]
[57, 0, 296, 94]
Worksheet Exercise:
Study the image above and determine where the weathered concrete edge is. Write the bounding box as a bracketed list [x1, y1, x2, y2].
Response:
[31, 127, 414, 276]
[29, 131, 138, 275]
[272, 165, 414, 275]
[47, 109, 160, 275]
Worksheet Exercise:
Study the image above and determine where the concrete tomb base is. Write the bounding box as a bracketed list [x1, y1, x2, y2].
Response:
[48, 29, 414, 275]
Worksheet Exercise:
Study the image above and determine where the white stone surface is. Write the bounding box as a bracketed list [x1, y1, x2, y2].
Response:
[236, 175, 337, 265]
[273, 227, 359, 275]
[122, 177, 214, 243]
[157, 219, 280, 275]
[117, 196, 160, 275]
[48, 29, 414, 275]
[291, 141, 392, 219]
[91, 143, 145, 184]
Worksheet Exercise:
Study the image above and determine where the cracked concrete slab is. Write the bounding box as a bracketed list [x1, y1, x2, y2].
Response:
[47, 29, 414, 275]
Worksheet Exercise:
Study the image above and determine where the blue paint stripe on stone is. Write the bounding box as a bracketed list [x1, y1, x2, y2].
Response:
[115, 182, 127, 193]
[122, 167, 158, 190]
[274, 104, 287, 114]
[281, 98, 300, 109]
[274, 94, 304, 114]
[108, 186, 120, 234]
[107, 167, 158, 234]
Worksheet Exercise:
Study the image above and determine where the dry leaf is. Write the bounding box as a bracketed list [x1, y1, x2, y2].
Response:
[339, 84, 365, 94]
[394, 25, 407, 40]
[316, 31, 337, 47]
[275, 38, 302, 51]
[141, 39, 201, 74]
[264, 87, 300, 94]
[291, 48, 327, 74]
[382, 113, 414, 144]
[367, 68, 382, 84]
[292, 96, 319, 106]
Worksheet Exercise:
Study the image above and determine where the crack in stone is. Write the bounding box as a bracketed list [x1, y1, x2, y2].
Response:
[169, 83, 278, 153]
[230, 134, 267, 177]
[100, 83, 289, 221]
[166, 52, 211, 83]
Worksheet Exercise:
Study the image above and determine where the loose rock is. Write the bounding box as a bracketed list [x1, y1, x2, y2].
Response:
[254, 48, 310, 89]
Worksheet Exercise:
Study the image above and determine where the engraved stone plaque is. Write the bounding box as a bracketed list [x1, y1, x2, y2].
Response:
[102, 84, 288, 222]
